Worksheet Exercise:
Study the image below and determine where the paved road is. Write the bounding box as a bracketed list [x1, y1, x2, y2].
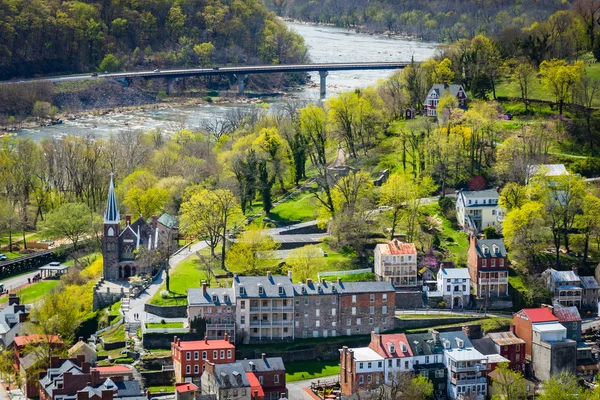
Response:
[0, 270, 40, 292]
[2, 62, 410, 84]
[125, 241, 208, 323]
[287, 376, 338, 400]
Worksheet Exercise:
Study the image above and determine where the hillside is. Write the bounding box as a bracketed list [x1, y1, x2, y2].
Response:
[0, 0, 308, 80]
[266, 0, 570, 42]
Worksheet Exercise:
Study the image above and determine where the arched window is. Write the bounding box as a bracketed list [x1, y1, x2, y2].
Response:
[122, 245, 134, 260]
[107, 227, 115, 237]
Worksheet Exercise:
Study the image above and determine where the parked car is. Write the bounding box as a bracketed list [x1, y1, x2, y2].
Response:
[153, 69, 161, 72]
[91, 73, 98, 77]
[0, 254, 6, 261]
[213, 67, 220, 70]
[39, 239, 54, 246]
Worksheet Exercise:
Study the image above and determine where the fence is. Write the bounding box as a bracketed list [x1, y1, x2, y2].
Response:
[318, 268, 372, 280]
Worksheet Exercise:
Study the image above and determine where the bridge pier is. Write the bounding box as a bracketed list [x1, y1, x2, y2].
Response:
[319, 71, 329, 98]
[166, 77, 177, 95]
[235, 74, 248, 95]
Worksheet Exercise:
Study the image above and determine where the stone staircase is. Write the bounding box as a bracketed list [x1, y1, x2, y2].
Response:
[126, 321, 141, 335]
[121, 298, 130, 314]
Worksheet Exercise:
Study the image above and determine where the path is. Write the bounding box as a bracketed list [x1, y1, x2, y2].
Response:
[287, 376, 338, 400]
[0, 270, 40, 292]
[124, 241, 208, 324]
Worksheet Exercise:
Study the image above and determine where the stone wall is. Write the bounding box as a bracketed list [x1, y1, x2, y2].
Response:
[102, 340, 126, 350]
[93, 289, 124, 311]
[395, 291, 424, 309]
[394, 316, 482, 331]
[143, 332, 203, 349]
[141, 370, 175, 387]
[144, 303, 187, 318]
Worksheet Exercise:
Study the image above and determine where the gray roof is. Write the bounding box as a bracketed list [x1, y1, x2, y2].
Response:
[188, 288, 235, 306]
[293, 280, 394, 296]
[212, 362, 250, 389]
[40, 360, 84, 396]
[547, 269, 581, 284]
[233, 275, 295, 298]
[406, 332, 444, 356]
[239, 357, 285, 373]
[438, 331, 474, 349]
[104, 174, 119, 223]
[56, 379, 144, 400]
[475, 239, 507, 259]
[472, 338, 498, 355]
[429, 84, 465, 99]
[158, 213, 178, 229]
[0, 304, 29, 335]
[527, 164, 568, 179]
[459, 189, 499, 199]
[580, 276, 599, 290]
[336, 281, 395, 294]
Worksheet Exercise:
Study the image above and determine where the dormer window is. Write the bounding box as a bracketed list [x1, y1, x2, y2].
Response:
[224, 294, 229, 303]
[389, 344, 395, 353]
[482, 245, 489, 255]
[212, 293, 217, 302]
[250, 362, 256, 371]
[302, 285, 307, 294]
[332, 285, 336, 292]
[258, 285, 264, 295]
[483, 199, 486, 204]
[401, 344, 407, 352]
[278, 284, 283, 295]
[239, 285, 245, 296]
[318, 285, 323, 293]
[492, 244, 499, 255]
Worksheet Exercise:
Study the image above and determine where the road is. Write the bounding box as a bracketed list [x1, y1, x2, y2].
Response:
[2, 62, 411, 84]
[0, 270, 40, 292]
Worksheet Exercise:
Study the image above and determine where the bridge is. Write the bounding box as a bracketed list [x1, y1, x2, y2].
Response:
[5, 61, 411, 97]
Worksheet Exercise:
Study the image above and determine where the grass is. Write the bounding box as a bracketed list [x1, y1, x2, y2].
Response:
[407, 316, 512, 333]
[101, 324, 126, 343]
[285, 360, 340, 382]
[0, 280, 60, 304]
[397, 313, 476, 319]
[146, 322, 184, 329]
[64, 252, 102, 267]
[148, 386, 175, 394]
[267, 185, 320, 224]
[329, 272, 375, 282]
[421, 202, 469, 265]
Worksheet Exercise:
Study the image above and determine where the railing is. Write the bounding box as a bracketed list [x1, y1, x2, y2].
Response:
[382, 269, 417, 276]
[479, 278, 508, 284]
[451, 376, 486, 385]
[249, 306, 293, 312]
[249, 320, 293, 326]
[206, 323, 235, 329]
[451, 364, 486, 373]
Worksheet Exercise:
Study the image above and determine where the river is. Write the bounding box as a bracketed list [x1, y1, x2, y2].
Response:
[17, 22, 438, 140]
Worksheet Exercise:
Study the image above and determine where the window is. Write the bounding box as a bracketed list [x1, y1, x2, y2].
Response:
[352, 307, 357, 315]
[295, 321, 299, 327]
[405, 361, 409, 369]
[357, 318, 362, 325]
[382, 317, 387, 324]
[425, 356, 430, 363]
[516, 344, 520, 351]
[186, 352, 191, 361]
[316, 309, 320, 317]
[259, 285, 264, 295]
[347, 319, 352, 326]
[332, 322, 337, 327]
[304, 311, 308, 317]
[220, 350, 225, 359]
[382, 306, 388, 314]
[332, 296, 337, 304]
[241, 316, 245, 325]
[378, 361, 382, 368]
[573, 322, 578, 329]
[359, 376, 364, 385]
[388, 360, 392, 367]
[370, 294, 375, 302]
[352, 295, 357, 303]
[367, 362, 372, 368]
[242, 389, 247, 396]
[194, 351, 199, 360]
[259, 376, 263, 384]
[499, 259, 504, 268]
[332, 308, 337, 316]
[233, 390, 238, 397]
[316, 320, 320, 327]
[462, 285, 466, 291]
[482, 259, 487, 268]
[370, 306, 375, 314]
[202, 351, 207, 360]
[420, 370, 429, 377]
[367, 375, 372, 384]
[369, 318, 374, 324]
[316, 298, 321, 305]
[194, 365, 199, 374]
[516, 353, 520, 361]
[227, 350, 232, 358]
[304, 298, 309, 306]
[435, 369, 444, 378]
[279, 286, 284, 295]
[447, 285, 451, 292]
[239, 286, 244, 296]
[382, 294, 387, 302]
[359, 363, 364, 369]
[213, 350, 218, 359]
[186, 365, 191, 374]
[274, 374, 280, 384]
[492, 209, 496, 215]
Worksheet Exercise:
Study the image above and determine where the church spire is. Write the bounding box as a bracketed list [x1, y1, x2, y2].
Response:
[104, 173, 120, 223]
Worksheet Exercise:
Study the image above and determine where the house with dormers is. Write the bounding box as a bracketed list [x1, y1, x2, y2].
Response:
[188, 282, 236, 341]
[423, 83, 467, 117]
[456, 189, 501, 234]
[467, 237, 509, 298]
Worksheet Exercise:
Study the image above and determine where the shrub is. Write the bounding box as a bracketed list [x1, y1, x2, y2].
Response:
[98, 53, 120, 72]
[160, 290, 170, 299]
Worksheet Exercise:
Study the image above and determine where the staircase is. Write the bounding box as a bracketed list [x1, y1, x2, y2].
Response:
[121, 298, 130, 314]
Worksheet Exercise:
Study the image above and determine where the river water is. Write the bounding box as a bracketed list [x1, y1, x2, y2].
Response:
[18, 22, 438, 140]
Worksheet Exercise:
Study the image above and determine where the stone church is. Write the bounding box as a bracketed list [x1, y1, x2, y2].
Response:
[102, 175, 178, 281]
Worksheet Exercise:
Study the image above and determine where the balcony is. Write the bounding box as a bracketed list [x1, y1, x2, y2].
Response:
[249, 319, 293, 327]
[381, 261, 416, 267]
[479, 278, 508, 284]
[249, 306, 294, 313]
[450, 364, 486, 373]
[206, 323, 235, 329]
[451, 376, 487, 385]
[381, 269, 417, 276]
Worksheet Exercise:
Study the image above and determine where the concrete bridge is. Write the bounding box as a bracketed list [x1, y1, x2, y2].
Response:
[6, 62, 410, 97]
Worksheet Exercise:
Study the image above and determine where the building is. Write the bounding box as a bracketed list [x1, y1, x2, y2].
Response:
[526, 164, 568, 184]
[467, 237, 508, 298]
[530, 322, 577, 381]
[406, 331, 447, 397]
[68, 338, 98, 364]
[339, 346, 385, 396]
[471, 338, 510, 372]
[201, 361, 252, 400]
[542, 268, 582, 307]
[455, 189, 500, 234]
[513, 308, 558, 358]
[373, 240, 418, 287]
[579, 276, 599, 310]
[0, 295, 30, 348]
[423, 84, 467, 117]
[551, 305, 581, 342]
[102, 174, 178, 281]
[175, 383, 200, 400]
[441, 332, 488, 400]
[188, 282, 236, 341]
[418, 267, 435, 283]
[292, 278, 340, 340]
[433, 266, 471, 309]
[239, 355, 287, 400]
[486, 331, 526, 373]
[367, 332, 414, 385]
[15, 334, 64, 398]
[171, 336, 235, 384]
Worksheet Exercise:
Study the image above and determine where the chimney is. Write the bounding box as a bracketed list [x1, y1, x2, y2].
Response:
[8, 294, 19, 306]
[152, 215, 158, 229]
[261, 353, 266, 360]
[253, 390, 258, 399]
[101, 389, 113, 400]
[267, 271, 272, 279]
[82, 361, 91, 373]
[77, 391, 87, 400]
[510, 324, 516, 334]
[204, 361, 215, 375]
[306, 278, 312, 286]
[224, 333, 228, 342]
[462, 326, 471, 339]
[125, 215, 131, 225]
[91, 370, 101, 386]
[79, 337, 84, 342]
[337, 277, 342, 284]
[18, 312, 27, 323]
[204, 336, 208, 344]
[288, 270, 292, 279]
[228, 334, 232, 344]
[572, 266, 579, 276]
[202, 281, 207, 296]
[173, 336, 178, 345]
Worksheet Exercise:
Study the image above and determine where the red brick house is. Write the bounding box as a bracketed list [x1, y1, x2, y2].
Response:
[467, 236, 509, 298]
[338, 282, 396, 336]
[513, 308, 558, 357]
[340, 346, 385, 396]
[171, 335, 235, 384]
[423, 83, 467, 117]
[14, 334, 63, 398]
[487, 330, 526, 373]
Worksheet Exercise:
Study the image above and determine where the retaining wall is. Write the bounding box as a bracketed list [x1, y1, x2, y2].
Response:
[144, 304, 187, 318]
[141, 370, 175, 387]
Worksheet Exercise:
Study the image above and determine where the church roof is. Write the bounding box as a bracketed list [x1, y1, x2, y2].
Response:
[104, 174, 119, 223]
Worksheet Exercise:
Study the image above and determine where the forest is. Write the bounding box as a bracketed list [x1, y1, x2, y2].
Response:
[0, 0, 308, 79]
[267, 0, 572, 42]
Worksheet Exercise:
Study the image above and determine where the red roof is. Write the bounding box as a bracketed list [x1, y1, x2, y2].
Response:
[553, 306, 582, 322]
[370, 333, 413, 358]
[520, 308, 558, 323]
[246, 372, 265, 397]
[378, 240, 417, 256]
[175, 383, 199, 393]
[93, 365, 131, 374]
[172, 339, 234, 351]
[14, 334, 62, 347]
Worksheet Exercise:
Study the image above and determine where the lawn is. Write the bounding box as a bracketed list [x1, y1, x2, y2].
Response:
[267, 185, 320, 224]
[101, 324, 126, 343]
[407, 316, 512, 334]
[149, 253, 228, 306]
[147, 386, 175, 394]
[64, 252, 102, 267]
[146, 322, 184, 329]
[421, 202, 469, 265]
[285, 360, 340, 382]
[0, 280, 60, 304]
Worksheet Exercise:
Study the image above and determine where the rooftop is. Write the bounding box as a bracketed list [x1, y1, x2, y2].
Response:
[474, 239, 507, 259]
[517, 308, 559, 323]
[212, 362, 250, 389]
[15, 334, 62, 347]
[552, 306, 581, 322]
[158, 213, 178, 229]
[439, 267, 470, 280]
[376, 240, 417, 256]
[459, 189, 499, 200]
[486, 331, 525, 346]
[188, 287, 235, 306]
[351, 347, 385, 362]
[580, 276, 599, 290]
[472, 338, 498, 356]
[239, 357, 285, 373]
[175, 383, 199, 393]
[173, 339, 234, 351]
[532, 322, 567, 334]
[233, 275, 295, 298]
[527, 164, 568, 179]
[371, 333, 413, 358]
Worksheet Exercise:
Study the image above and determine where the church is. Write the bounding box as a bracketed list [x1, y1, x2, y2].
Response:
[102, 175, 179, 281]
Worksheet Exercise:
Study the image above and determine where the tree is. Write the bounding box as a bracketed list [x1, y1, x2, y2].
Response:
[385, 372, 434, 399]
[98, 53, 120, 72]
[574, 194, 600, 265]
[574, 75, 600, 151]
[285, 245, 322, 283]
[194, 42, 215, 67]
[123, 186, 169, 218]
[574, 0, 600, 49]
[510, 60, 536, 112]
[503, 202, 548, 267]
[41, 203, 97, 250]
[29, 289, 84, 346]
[537, 372, 587, 400]
[180, 189, 224, 258]
[539, 59, 583, 115]
[0, 350, 16, 385]
[491, 363, 527, 400]
[31, 101, 57, 120]
[499, 183, 528, 213]
[226, 227, 279, 275]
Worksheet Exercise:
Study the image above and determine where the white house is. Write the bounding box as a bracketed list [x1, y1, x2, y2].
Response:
[435, 267, 471, 310]
[373, 240, 418, 287]
[526, 164, 568, 184]
[442, 335, 488, 400]
[423, 84, 467, 117]
[455, 189, 500, 234]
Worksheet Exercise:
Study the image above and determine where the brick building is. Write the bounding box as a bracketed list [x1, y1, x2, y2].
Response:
[188, 282, 236, 341]
[201, 361, 252, 400]
[239, 355, 287, 400]
[486, 330, 526, 373]
[467, 237, 509, 298]
[512, 308, 558, 357]
[15, 334, 63, 398]
[340, 346, 385, 396]
[171, 335, 235, 384]
[338, 281, 396, 336]
[373, 240, 418, 287]
[292, 278, 340, 339]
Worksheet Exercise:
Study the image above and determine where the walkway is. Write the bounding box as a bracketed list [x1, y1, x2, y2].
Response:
[124, 241, 208, 324]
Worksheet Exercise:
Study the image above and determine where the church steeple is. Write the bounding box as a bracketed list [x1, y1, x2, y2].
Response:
[104, 173, 120, 223]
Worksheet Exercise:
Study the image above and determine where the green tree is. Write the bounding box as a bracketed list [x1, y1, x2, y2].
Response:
[491, 363, 527, 400]
[123, 186, 169, 218]
[41, 203, 97, 250]
[193, 42, 215, 67]
[98, 53, 120, 72]
[510, 60, 536, 112]
[29, 289, 85, 346]
[574, 194, 600, 264]
[31, 101, 57, 120]
[499, 183, 528, 213]
[537, 372, 587, 400]
[226, 226, 279, 275]
[503, 202, 548, 267]
[539, 59, 583, 115]
[285, 245, 322, 283]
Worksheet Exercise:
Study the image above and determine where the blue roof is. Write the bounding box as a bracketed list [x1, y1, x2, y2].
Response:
[104, 174, 119, 223]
